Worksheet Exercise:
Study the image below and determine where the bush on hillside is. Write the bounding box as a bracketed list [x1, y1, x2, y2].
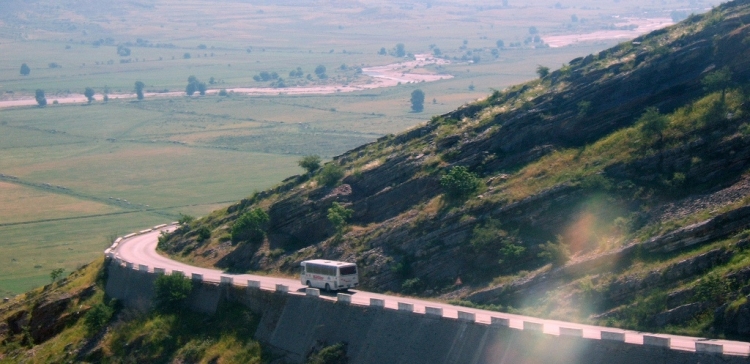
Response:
[440, 166, 481, 199]
[317, 164, 344, 187]
[154, 273, 193, 312]
[307, 342, 348, 364]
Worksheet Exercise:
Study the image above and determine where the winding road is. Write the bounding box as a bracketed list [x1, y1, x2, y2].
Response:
[109, 224, 750, 357]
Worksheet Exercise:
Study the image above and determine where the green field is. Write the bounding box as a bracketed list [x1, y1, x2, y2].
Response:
[0, 0, 720, 295]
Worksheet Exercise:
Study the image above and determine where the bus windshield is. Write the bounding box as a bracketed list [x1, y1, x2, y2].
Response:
[339, 266, 357, 276]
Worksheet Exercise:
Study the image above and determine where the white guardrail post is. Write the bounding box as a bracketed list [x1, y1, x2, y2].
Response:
[191, 273, 203, 282]
[275, 284, 289, 293]
[171, 270, 184, 277]
[491, 317, 510, 327]
[306, 288, 320, 297]
[220, 276, 233, 285]
[695, 342, 723, 354]
[643, 335, 670, 348]
[153, 268, 165, 275]
[337, 293, 352, 304]
[397, 302, 413, 312]
[248, 280, 261, 289]
[138, 264, 148, 272]
[370, 298, 385, 308]
[425, 307, 443, 317]
[523, 321, 543, 332]
[457, 311, 476, 322]
[601, 331, 626, 342]
[559, 327, 583, 337]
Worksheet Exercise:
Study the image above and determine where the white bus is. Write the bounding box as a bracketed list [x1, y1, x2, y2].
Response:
[300, 259, 359, 291]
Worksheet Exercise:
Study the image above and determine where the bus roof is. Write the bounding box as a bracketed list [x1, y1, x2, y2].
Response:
[301, 259, 356, 267]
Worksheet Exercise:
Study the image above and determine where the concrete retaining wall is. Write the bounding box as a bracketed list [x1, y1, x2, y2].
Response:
[104, 260, 748, 364]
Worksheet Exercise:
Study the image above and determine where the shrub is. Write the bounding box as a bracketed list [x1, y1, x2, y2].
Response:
[154, 273, 193, 312]
[231, 208, 270, 243]
[196, 226, 211, 242]
[218, 89, 228, 96]
[317, 164, 344, 187]
[327, 202, 353, 234]
[401, 277, 425, 293]
[178, 213, 195, 225]
[84, 302, 114, 334]
[440, 166, 480, 199]
[537, 238, 570, 267]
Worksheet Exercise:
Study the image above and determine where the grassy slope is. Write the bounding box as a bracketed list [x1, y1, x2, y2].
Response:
[161, 1, 750, 339]
[0, 259, 265, 363]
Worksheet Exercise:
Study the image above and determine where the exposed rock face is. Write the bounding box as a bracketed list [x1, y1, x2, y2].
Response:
[652, 302, 708, 327]
[715, 295, 750, 336]
[3, 285, 96, 344]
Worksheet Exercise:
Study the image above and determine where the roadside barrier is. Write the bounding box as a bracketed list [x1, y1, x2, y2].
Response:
[601, 331, 626, 342]
[457, 311, 476, 322]
[337, 293, 352, 304]
[107, 225, 750, 358]
[696, 342, 723, 354]
[643, 335, 670, 347]
[425, 307, 443, 317]
[306, 288, 320, 297]
[370, 298, 385, 308]
[398, 302, 414, 312]
[523, 321, 543, 332]
[559, 327, 583, 337]
[491, 317, 510, 327]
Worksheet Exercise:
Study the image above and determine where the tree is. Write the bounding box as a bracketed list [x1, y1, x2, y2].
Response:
[84, 87, 95, 103]
[35, 89, 47, 106]
[378, 47, 387, 55]
[536, 65, 550, 78]
[702, 67, 733, 104]
[440, 166, 480, 199]
[231, 208, 270, 243]
[496, 40, 504, 48]
[50, 268, 64, 282]
[315, 65, 327, 79]
[327, 202, 353, 235]
[410, 89, 425, 112]
[117, 45, 131, 56]
[154, 273, 193, 312]
[529, 26, 539, 34]
[185, 76, 205, 96]
[20, 63, 30, 76]
[639, 107, 668, 146]
[394, 43, 406, 57]
[298, 155, 322, 173]
[134, 81, 145, 100]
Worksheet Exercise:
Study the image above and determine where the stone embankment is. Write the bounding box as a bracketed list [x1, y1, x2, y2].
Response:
[105, 259, 746, 364]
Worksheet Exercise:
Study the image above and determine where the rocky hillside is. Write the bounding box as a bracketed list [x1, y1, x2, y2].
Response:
[162, 1, 750, 338]
[0, 260, 266, 363]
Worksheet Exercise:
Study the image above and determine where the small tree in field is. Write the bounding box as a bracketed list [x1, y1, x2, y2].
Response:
[50, 268, 64, 282]
[410, 89, 425, 112]
[84, 87, 95, 103]
[134, 81, 145, 100]
[20, 63, 30, 76]
[35, 89, 47, 106]
[298, 155, 321, 173]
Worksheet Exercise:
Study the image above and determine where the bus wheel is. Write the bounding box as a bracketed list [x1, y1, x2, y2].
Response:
[306, 280, 311, 288]
[325, 283, 331, 292]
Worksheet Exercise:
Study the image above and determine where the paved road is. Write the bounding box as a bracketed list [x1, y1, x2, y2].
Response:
[110, 225, 750, 357]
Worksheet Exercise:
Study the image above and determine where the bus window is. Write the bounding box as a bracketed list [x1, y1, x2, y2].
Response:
[339, 266, 357, 275]
[301, 265, 306, 274]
